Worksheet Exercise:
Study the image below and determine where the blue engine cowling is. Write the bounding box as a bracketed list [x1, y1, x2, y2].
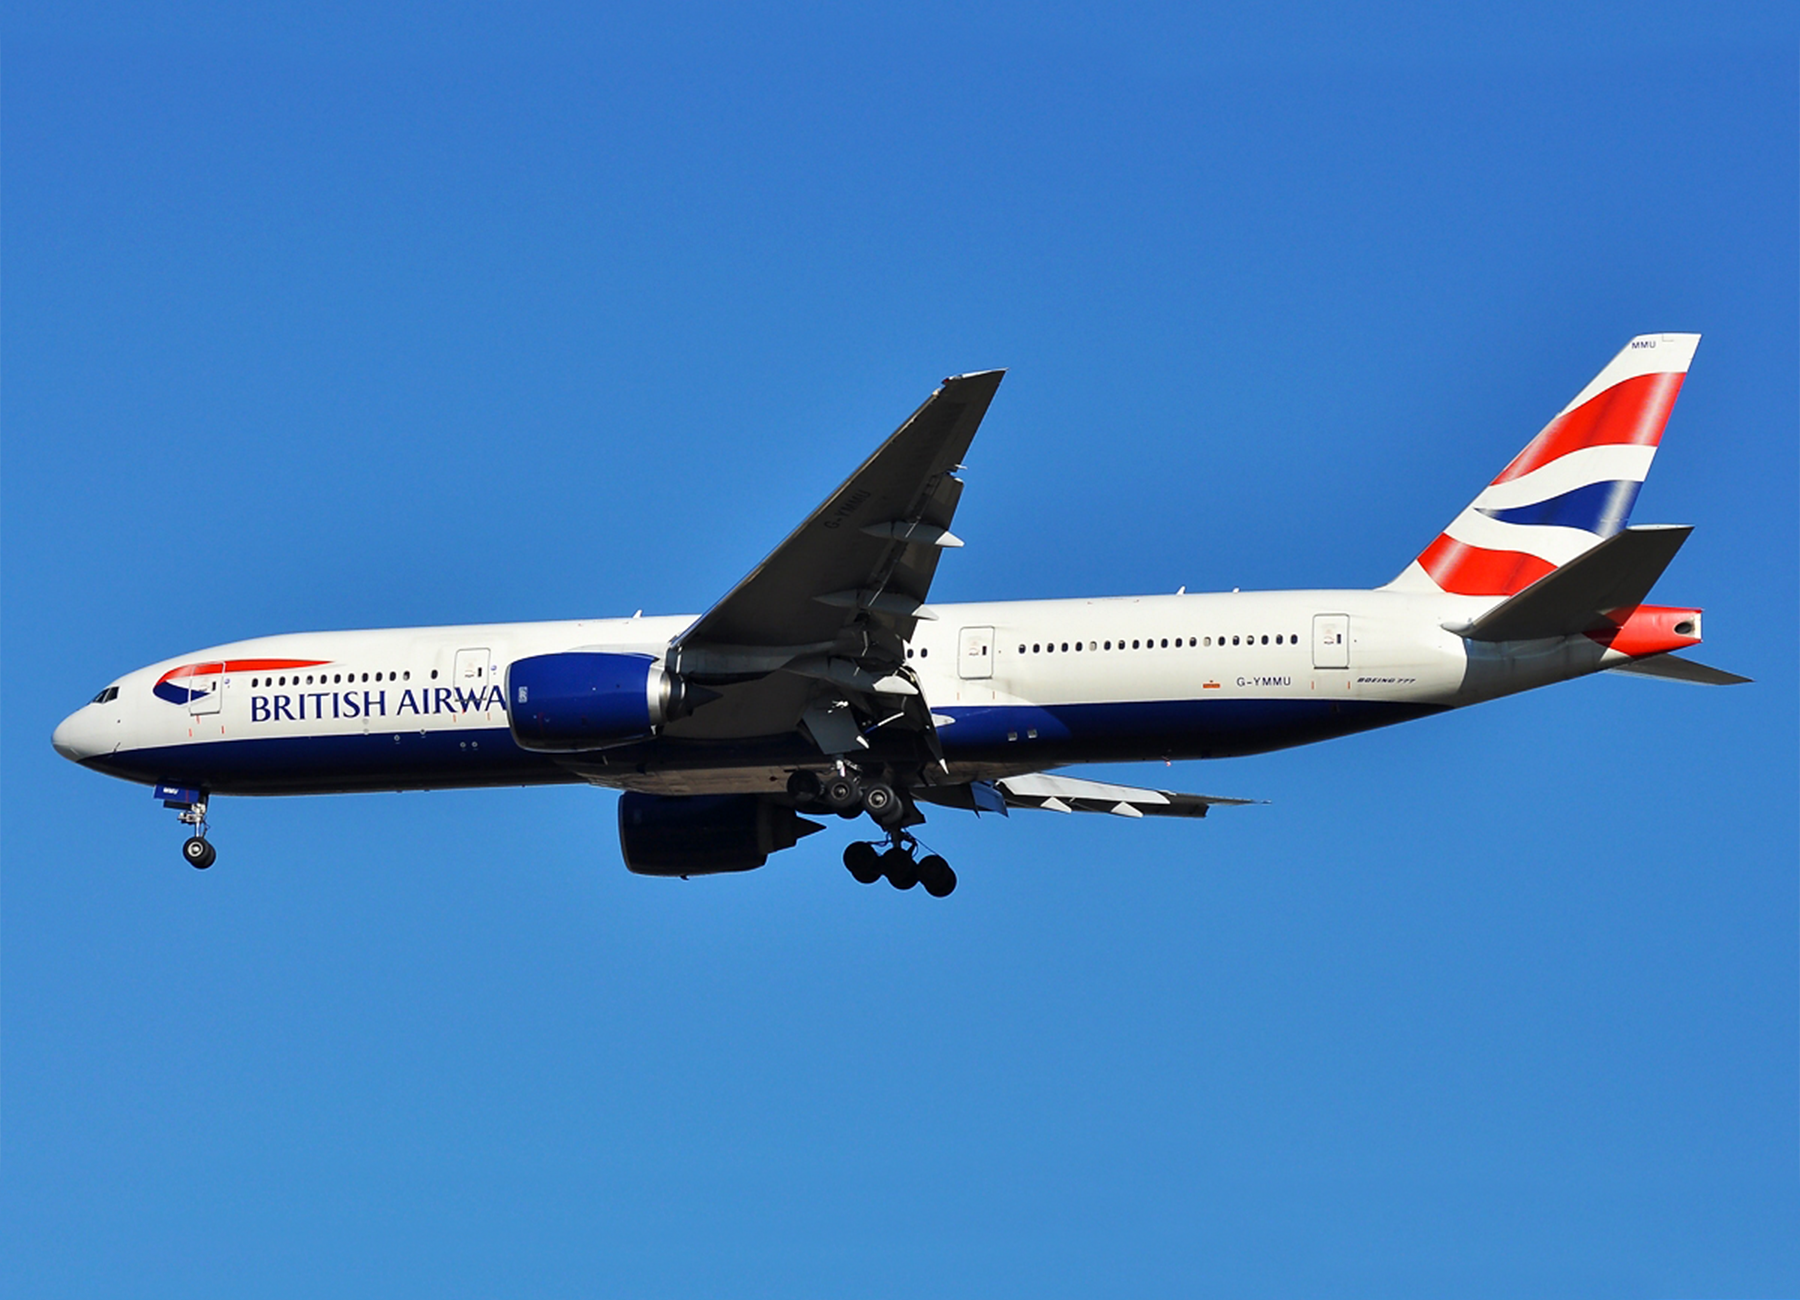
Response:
[617, 792, 823, 876]
[506, 651, 703, 752]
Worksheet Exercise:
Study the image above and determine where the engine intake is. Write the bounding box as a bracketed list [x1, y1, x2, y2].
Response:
[506, 651, 707, 752]
[618, 792, 823, 876]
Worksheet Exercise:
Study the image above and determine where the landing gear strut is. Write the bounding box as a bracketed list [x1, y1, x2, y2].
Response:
[158, 785, 216, 869]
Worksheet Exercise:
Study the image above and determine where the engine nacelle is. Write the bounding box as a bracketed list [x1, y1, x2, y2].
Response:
[506, 651, 702, 752]
[617, 792, 822, 876]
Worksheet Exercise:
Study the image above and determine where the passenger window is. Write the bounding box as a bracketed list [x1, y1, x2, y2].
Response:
[1261, 635, 1269, 645]
[1160, 638, 1168, 648]
[920, 648, 928, 658]
[1061, 642, 1069, 652]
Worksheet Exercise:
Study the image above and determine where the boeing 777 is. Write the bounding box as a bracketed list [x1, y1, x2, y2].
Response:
[53, 334, 1745, 895]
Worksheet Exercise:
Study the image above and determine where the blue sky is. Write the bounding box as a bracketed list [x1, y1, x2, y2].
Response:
[4, 4, 1795, 1296]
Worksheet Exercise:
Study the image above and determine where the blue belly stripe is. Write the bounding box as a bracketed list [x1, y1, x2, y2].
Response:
[86, 696, 1444, 795]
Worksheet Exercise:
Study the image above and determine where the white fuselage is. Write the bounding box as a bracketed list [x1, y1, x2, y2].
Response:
[52, 585, 1625, 799]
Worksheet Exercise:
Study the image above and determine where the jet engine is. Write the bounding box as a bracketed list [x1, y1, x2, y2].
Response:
[617, 792, 823, 876]
[506, 651, 709, 752]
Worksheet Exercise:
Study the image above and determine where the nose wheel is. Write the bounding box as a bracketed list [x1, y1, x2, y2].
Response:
[157, 785, 217, 869]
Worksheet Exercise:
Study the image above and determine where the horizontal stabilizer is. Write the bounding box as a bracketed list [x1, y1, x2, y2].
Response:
[1606, 653, 1751, 686]
[1461, 524, 1691, 642]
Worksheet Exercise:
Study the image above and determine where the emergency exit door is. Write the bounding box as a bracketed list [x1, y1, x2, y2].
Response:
[454, 647, 495, 721]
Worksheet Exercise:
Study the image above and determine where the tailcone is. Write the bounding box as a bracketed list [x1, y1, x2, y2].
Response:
[1588, 604, 1703, 660]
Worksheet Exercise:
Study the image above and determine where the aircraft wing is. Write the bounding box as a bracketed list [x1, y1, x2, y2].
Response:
[997, 772, 1257, 817]
[671, 370, 1004, 668]
[917, 772, 1257, 818]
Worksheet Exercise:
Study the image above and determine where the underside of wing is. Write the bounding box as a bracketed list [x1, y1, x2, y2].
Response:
[917, 772, 1258, 818]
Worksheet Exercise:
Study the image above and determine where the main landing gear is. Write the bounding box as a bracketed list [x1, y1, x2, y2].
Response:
[842, 834, 956, 897]
[789, 767, 956, 897]
[158, 785, 216, 869]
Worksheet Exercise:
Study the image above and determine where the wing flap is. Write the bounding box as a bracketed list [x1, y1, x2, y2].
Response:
[996, 772, 1256, 818]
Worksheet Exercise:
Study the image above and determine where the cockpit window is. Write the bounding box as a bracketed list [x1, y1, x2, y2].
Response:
[90, 686, 119, 705]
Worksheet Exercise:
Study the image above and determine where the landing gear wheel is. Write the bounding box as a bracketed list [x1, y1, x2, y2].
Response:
[918, 854, 956, 897]
[881, 847, 919, 890]
[787, 770, 822, 803]
[843, 841, 882, 885]
[861, 780, 901, 826]
[183, 836, 216, 869]
[822, 774, 863, 817]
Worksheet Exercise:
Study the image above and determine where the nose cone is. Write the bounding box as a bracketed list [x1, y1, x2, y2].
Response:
[52, 707, 106, 763]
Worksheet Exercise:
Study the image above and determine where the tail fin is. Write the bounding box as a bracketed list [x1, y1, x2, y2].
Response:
[1385, 333, 1700, 596]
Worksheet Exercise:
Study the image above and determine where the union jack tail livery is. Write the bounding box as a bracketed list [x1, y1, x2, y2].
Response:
[1386, 333, 1700, 597]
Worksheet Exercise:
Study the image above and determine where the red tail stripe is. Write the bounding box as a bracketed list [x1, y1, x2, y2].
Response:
[1494, 371, 1684, 484]
[1419, 533, 1557, 597]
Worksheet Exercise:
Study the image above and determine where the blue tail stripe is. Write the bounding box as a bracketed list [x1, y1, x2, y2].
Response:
[1477, 479, 1642, 536]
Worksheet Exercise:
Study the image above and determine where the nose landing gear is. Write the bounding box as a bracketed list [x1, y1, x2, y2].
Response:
[156, 784, 216, 869]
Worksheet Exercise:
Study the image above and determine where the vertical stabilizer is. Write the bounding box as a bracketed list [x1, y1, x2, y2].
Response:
[1385, 334, 1699, 596]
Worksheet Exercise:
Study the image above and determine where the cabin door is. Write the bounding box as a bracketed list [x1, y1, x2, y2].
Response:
[958, 626, 995, 680]
[1312, 614, 1350, 670]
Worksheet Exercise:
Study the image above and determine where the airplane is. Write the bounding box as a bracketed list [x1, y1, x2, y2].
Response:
[52, 334, 1747, 895]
